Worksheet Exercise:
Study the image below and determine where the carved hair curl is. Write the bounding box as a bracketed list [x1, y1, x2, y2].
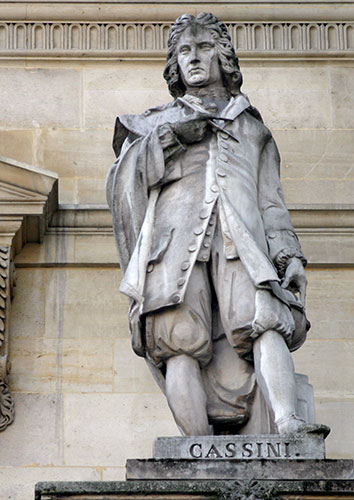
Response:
[163, 12, 243, 98]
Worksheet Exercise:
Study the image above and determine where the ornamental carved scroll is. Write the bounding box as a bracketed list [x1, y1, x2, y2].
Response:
[0, 244, 15, 431]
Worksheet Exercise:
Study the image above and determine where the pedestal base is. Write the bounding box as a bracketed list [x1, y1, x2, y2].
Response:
[127, 457, 354, 480]
[35, 477, 354, 500]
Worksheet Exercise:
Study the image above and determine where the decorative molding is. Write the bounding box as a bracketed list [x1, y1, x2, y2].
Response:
[0, 157, 58, 432]
[0, 244, 15, 432]
[0, 21, 354, 59]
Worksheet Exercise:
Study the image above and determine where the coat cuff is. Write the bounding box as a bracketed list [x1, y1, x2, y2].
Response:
[266, 229, 307, 275]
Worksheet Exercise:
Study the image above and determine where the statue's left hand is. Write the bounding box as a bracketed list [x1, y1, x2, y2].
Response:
[281, 257, 307, 306]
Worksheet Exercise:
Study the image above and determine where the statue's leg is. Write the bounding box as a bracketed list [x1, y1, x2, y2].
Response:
[166, 354, 211, 435]
[253, 329, 304, 433]
[145, 262, 213, 435]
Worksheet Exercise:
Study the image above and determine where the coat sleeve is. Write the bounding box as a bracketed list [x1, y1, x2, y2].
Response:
[257, 135, 307, 276]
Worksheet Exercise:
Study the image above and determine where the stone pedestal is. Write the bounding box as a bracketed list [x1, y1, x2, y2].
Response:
[35, 477, 354, 499]
[35, 433, 354, 500]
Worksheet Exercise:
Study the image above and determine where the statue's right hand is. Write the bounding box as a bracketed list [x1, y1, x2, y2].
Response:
[170, 112, 210, 144]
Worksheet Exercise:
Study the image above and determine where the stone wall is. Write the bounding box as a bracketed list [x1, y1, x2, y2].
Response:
[0, 1, 353, 499]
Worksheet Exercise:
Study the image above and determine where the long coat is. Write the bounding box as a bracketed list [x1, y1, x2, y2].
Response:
[106, 94, 305, 358]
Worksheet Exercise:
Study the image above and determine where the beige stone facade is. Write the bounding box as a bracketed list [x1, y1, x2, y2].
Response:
[0, 1, 353, 498]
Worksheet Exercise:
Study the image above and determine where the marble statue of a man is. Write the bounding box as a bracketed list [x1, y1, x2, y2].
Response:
[107, 13, 311, 436]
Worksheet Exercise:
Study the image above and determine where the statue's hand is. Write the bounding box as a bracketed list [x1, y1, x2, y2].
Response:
[281, 257, 307, 306]
[171, 111, 210, 144]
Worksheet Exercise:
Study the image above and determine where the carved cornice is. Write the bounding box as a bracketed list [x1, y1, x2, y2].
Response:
[0, 157, 58, 431]
[0, 21, 354, 60]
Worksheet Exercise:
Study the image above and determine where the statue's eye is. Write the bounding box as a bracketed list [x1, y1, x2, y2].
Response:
[200, 43, 213, 50]
[179, 46, 190, 55]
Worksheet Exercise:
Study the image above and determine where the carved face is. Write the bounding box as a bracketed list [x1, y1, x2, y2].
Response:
[176, 26, 223, 89]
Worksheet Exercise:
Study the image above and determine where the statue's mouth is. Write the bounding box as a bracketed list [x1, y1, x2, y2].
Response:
[189, 67, 203, 74]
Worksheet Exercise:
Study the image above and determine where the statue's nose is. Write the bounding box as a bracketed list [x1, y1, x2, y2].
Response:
[189, 46, 200, 62]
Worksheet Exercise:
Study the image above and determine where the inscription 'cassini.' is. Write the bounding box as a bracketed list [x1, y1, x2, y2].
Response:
[189, 441, 291, 459]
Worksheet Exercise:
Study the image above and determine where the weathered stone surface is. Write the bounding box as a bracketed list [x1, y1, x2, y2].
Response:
[153, 434, 326, 460]
[0, 467, 100, 500]
[10, 336, 114, 393]
[33, 478, 354, 500]
[316, 400, 354, 460]
[113, 339, 160, 394]
[274, 129, 354, 205]
[304, 269, 354, 340]
[0, 68, 80, 129]
[84, 88, 170, 129]
[329, 67, 354, 128]
[126, 457, 354, 480]
[0, 130, 35, 164]
[15, 234, 119, 266]
[293, 340, 354, 398]
[242, 64, 331, 129]
[11, 268, 128, 339]
[10, 268, 46, 339]
[63, 393, 177, 467]
[0, 393, 63, 466]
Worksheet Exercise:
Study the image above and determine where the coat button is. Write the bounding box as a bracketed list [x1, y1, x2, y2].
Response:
[203, 242, 210, 248]
[199, 208, 209, 219]
[205, 196, 215, 204]
[194, 227, 203, 235]
[177, 278, 185, 287]
[220, 132, 229, 140]
[206, 230, 211, 236]
[210, 185, 219, 193]
[188, 244, 197, 252]
[201, 254, 208, 260]
[172, 294, 181, 303]
[216, 168, 226, 177]
[268, 232, 277, 239]
[147, 264, 154, 273]
[220, 141, 228, 149]
[181, 261, 190, 271]
[219, 153, 228, 162]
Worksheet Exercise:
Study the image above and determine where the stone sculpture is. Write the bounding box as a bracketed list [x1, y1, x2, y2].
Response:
[107, 13, 317, 436]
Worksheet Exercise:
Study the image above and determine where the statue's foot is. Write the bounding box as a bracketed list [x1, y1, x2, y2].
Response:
[276, 414, 331, 438]
[276, 414, 306, 434]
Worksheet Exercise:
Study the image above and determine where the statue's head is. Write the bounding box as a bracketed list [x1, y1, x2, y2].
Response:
[164, 13, 243, 99]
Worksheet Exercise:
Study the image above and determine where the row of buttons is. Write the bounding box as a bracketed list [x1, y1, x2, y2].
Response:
[166, 131, 230, 304]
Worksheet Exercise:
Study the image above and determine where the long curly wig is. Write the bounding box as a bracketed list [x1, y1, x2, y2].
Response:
[163, 13, 243, 99]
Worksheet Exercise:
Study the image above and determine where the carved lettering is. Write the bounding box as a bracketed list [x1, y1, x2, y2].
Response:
[225, 442, 236, 458]
[183, 439, 300, 459]
[242, 442, 253, 458]
[205, 444, 222, 459]
[284, 442, 291, 458]
[189, 443, 202, 458]
[266, 442, 281, 458]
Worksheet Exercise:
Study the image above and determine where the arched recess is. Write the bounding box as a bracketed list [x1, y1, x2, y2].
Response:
[0, 156, 58, 431]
